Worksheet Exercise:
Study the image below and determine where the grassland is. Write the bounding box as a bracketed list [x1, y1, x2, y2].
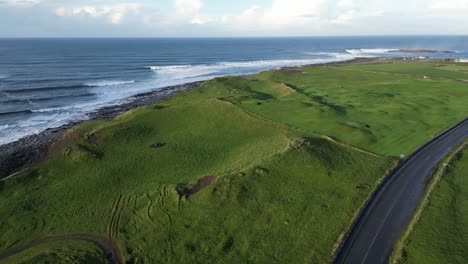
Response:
[2, 240, 107, 264]
[397, 147, 468, 264]
[0, 60, 467, 263]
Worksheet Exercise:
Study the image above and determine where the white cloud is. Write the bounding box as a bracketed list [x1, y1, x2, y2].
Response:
[190, 17, 213, 25]
[1, 0, 40, 7]
[222, 0, 328, 31]
[174, 0, 202, 17]
[3, 0, 468, 37]
[337, 0, 353, 9]
[267, 0, 326, 22]
[331, 9, 356, 24]
[221, 5, 263, 28]
[54, 3, 141, 24]
[430, 0, 468, 9]
[333, 0, 356, 24]
[54, 7, 66, 16]
[222, 0, 367, 32]
[367, 9, 385, 17]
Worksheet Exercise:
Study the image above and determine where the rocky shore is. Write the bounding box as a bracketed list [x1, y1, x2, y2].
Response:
[0, 81, 203, 179]
[389, 49, 455, 54]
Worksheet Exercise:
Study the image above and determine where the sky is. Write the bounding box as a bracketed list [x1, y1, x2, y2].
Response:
[0, 0, 468, 37]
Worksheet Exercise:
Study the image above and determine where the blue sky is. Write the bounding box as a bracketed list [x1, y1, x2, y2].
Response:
[1, 0, 468, 37]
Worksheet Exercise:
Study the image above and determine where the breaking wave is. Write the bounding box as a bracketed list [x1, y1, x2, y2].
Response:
[345, 48, 398, 54]
[145, 58, 346, 84]
[85, 80, 135, 87]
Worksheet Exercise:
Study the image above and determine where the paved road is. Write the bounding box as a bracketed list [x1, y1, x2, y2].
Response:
[0, 234, 123, 264]
[334, 118, 468, 264]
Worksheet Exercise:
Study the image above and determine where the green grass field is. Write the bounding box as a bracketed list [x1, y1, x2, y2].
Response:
[0, 60, 467, 263]
[398, 148, 468, 264]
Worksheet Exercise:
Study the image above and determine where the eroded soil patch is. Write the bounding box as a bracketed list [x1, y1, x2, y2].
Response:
[177, 176, 218, 198]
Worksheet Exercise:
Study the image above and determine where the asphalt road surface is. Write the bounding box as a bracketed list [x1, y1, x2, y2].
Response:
[334, 118, 468, 264]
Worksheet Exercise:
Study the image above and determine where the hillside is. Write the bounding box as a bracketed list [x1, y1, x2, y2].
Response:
[1, 60, 467, 263]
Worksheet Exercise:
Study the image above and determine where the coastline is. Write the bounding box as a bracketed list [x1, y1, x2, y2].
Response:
[0, 57, 384, 179]
[0, 81, 203, 179]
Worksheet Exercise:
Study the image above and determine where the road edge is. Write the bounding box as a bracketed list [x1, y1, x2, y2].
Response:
[332, 117, 468, 263]
[389, 140, 467, 263]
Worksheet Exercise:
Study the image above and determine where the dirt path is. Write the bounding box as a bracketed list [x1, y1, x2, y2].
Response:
[0, 234, 124, 264]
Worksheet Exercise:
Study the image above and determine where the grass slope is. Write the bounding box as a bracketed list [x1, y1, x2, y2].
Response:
[0, 99, 393, 263]
[0, 61, 466, 263]
[121, 138, 391, 263]
[344, 62, 468, 80]
[398, 149, 468, 264]
[3, 240, 107, 264]
[164, 61, 468, 158]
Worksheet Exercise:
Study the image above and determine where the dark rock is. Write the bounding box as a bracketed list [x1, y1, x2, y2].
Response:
[0, 124, 71, 179]
[150, 143, 166, 149]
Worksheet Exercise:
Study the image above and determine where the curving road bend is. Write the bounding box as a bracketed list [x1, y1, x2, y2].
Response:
[0, 234, 123, 264]
[334, 118, 468, 264]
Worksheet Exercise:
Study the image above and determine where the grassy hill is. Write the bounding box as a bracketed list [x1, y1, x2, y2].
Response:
[0, 60, 467, 263]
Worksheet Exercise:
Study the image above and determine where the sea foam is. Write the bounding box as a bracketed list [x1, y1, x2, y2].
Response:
[85, 80, 135, 87]
[346, 49, 398, 54]
[146, 58, 345, 83]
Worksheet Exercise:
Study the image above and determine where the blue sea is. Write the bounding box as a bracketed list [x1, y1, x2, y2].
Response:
[1, 36, 467, 145]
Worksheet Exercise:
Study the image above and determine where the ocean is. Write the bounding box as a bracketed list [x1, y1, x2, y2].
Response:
[1, 36, 467, 145]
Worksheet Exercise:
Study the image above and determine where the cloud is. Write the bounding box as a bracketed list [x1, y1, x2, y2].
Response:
[190, 17, 212, 25]
[337, 0, 353, 9]
[2, 0, 468, 37]
[221, 5, 263, 29]
[0, 0, 40, 7]
[54, 3, 141, 24]
[430, 0, 468, 9]
[222, 0, 367, 32]
[221, 0, 328, 31]
[331, 9, 356, 24]
[267, 0, 327, 23]
[173, 0, 211, 25]
[174, 0, 202, 17]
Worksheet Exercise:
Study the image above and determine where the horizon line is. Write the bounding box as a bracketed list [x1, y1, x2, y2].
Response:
[1, 34, 468, 39]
